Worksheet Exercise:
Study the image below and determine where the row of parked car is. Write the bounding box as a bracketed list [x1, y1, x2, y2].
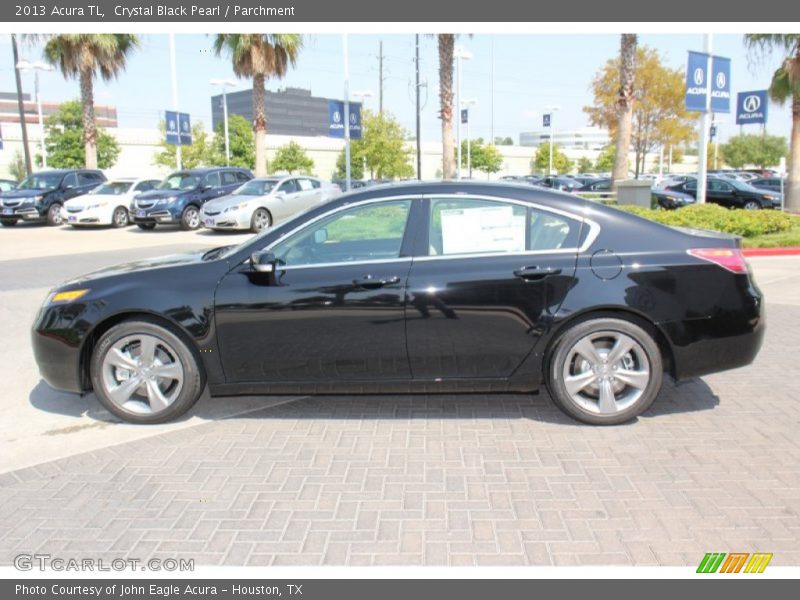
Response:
[500, 170, 785, 210]
[0, 167, 342, 232]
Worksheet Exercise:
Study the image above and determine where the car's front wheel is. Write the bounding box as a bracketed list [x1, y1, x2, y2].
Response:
[547, 317, 663, 425]
[90, 320, 205, 424]
[250, 208, 272, 233]
[180, 205, 201, 230]
[46, 203, 63, 226]
[111, 206, 130, 228]
[743, 200, 761, 210]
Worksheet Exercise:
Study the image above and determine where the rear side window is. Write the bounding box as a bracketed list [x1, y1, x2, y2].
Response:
[221, 171, 238, 186]
[63, 173, 78, 188]
[428, 197, 581, 256]
[236, 171, 251, 183]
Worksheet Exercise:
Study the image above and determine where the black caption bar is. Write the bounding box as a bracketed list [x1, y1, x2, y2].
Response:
[1, 0, 799, 22]
[3, 579, 797, 600]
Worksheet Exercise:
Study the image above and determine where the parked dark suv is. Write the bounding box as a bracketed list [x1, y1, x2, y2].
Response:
[131, 167, 253, 230]
[0, 169, 106, 226]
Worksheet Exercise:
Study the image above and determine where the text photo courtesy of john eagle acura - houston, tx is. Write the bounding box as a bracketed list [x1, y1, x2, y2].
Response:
[0, 9, 799, 585]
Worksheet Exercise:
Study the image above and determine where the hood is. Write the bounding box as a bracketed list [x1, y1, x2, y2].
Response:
[203, 194, 261, 211]
[64, 248, 214, 285]
[135, 188, 189, 201]
[2, 188, 53, 200]
[63, 193, 96, 207]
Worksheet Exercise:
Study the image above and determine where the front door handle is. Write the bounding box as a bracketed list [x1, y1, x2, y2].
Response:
[513, 266, 562, 281]
[353, 275, 401, 289]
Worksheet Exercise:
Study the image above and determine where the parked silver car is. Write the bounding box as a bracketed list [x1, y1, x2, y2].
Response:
[200, 176, 341, 233]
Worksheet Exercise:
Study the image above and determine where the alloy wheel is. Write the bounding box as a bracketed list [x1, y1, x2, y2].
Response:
[113, 207, 129, 227]
[561, 330, 651, 415]
[100, 333, 185, 415]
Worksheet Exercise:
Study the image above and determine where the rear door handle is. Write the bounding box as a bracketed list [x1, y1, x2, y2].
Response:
[513, 266, 562, 281]
[353, 275, 401, 289]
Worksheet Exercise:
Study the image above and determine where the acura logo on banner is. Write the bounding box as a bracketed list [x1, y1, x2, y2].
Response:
[165, 110, 192, 146]
[736, 90, 768, 125]
[328, 100, 362, 139]
[461, 109, 469, 124]
[685, 51, 731, 113]
[543, 113, 551, 128]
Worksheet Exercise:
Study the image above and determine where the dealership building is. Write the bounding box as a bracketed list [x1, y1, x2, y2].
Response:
[519, 126, 610, 150]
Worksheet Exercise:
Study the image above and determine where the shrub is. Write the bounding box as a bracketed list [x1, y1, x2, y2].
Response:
[612, 203, 797, 238]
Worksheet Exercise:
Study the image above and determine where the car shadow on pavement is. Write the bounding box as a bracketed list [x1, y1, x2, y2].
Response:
[29, 377, 721, 427]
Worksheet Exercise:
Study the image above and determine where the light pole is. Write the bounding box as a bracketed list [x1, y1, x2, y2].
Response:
[454, 47, 473, 180]
[696, 33, 713, 205]
[169, 34, 182, 170]
[342, 34, 352, 191]
[16, 59, 54, 169]
[210, 78, 237, 166]
[461, 98, 477, 178]
[711, 118, 724, 170]
[544, 105, 560, 176]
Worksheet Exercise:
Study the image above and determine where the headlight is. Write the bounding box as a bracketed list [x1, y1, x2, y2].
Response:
[86, 203, 103, 210]
[762, 195, 776, 201]
[224, 203, 246, 213]
[33, 195, 43, 203]
[45, 289, 90, 304]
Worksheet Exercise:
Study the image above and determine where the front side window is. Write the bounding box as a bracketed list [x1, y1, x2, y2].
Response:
[221, 171, 238, 186]
[204, 172, 222, 188]
[270, 200, 412, 267]
[428, 197, 581, 256]
[62, 173, 78, 188]
[279, 179, 298, 194]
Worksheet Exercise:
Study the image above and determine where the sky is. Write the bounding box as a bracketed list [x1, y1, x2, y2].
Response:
[0, 33, 791, 145]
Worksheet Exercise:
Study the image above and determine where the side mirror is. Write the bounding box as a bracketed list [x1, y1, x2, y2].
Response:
[313, 229, 328, 244]
[250, 251, 277, 273]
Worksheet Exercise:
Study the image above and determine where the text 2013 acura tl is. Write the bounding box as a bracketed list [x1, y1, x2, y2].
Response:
[32, 182, 765, 425]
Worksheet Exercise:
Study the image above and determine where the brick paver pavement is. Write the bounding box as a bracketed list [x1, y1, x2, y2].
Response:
[1, 303, 798, 567]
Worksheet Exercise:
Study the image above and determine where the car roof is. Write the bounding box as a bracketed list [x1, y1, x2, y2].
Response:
[170, 167, 249, 175]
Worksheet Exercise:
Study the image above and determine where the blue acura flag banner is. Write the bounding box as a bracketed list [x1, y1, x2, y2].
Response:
[165, 110, 192, 145]
[328, 100, 362, 140]
[685, 51, 731, 113]
[736, 90, 769, 125]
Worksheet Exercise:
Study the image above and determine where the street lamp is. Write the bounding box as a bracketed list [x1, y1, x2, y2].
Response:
[210, 78, 237, 166]
[711, 118, 724, 170]
[16, 59, 54, 169]
[461, 98, 477, 178]
[454, 47, 473, 180]
[543, 105, 560, 176]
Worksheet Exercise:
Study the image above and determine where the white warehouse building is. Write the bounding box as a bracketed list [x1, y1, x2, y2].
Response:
[519, 126, 610, 151]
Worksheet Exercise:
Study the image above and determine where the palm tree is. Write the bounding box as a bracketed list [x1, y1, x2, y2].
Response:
[437, 35, 456, 179]
[745, 35, 800, 213]
[612, 34, 637, 189]
[214, 34, 302, 177]
[41, 35, 139, 169]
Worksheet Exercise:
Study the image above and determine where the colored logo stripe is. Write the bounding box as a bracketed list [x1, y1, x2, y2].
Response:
[744, 553, 773, 573]
[697, 552, 773, 573]
[697, 553, 726, 573]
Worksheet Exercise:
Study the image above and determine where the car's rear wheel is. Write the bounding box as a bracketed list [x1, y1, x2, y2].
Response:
[546, 317, 663, 425]
[111, 206, 129, 228]
[90, 320, 204, 424]
[743, 200, 761, 210]
[136, 222, 156, 230]
[180, 205, 200, 230]
[46, 203, 63, 226]
[250, 208, 272, 233]
[0, 219, 17, 227]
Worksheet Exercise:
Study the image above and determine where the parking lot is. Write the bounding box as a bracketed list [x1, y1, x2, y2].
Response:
[0, 223, 799, 567]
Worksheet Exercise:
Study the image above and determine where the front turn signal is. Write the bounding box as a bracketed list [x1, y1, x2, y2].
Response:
[51, 289, 90, 303]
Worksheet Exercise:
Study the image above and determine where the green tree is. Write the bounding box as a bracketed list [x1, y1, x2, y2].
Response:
[585, 45, 695, 177]
[531, 142, 572, 175]
[336, 110, 414, 180]
[576, 156, 594, 173]
[334, 148, 365, 180]
[494, 136, 514, 146]
[41, 34, 139, 169]
[271, 140, 314, 174]
[745, 35, 800, 213]
[7, 150, 27, 181]
[154, 120, 210, 170]
[213, 34, 302, 177]
[459, 139, 503, 177]
[721, 134, 788, 169]
[594, 145, 616, 172]
[42, 100, 120, 169]
[209, 114, 255, 169]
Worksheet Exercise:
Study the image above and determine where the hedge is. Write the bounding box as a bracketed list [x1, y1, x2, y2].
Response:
[611, 203, 798, 238]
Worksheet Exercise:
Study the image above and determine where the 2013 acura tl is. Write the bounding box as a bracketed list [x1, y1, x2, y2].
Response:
[31, 182, 765, 425]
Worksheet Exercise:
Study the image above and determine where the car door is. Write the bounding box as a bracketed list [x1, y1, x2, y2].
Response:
[199, 171, 226, 204]
[219, 170, 241, 196]
[271, 178, 300, 221]
[707, 179, 735, 207]
[59, 172, 81, 201]
[405, 195, 582, 379]
[214, 198, 418, 383]
[296, 178, 322, 211]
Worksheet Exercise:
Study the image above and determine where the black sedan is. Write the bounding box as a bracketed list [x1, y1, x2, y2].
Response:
[32, 182, 765, 426]
[749, 177, 786, 195]
[651, 189, 696, 210]
[667, 177, 780, 209]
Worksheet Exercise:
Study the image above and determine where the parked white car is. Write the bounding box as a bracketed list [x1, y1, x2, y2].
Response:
[61, 178, 161, 227]
[200, 176, 341, 233]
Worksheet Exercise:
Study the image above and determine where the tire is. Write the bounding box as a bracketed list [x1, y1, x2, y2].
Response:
[743, 200, 761, 210]
[90, 319, 205, 424]
[46, 203, 63, 226]
[111, 206, 129, 228]
[546, 317, 663, 425]
[136, 222, 156, 230]
[0, 219, 17, 227]
[250, 208, 272, 233]
[180, 205, 200, 230]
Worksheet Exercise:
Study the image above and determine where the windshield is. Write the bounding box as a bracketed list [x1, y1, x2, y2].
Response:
[158, 173, 201, 191]
[17, 173, 63, 191]
[233, 179, 278, 196]
[92, 181, 134, 195]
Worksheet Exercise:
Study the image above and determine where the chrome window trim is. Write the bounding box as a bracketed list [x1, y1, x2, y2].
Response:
[246, 192, 600, 270]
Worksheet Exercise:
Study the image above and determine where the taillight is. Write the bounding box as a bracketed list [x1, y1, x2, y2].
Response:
[687, 248, 749, 274]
